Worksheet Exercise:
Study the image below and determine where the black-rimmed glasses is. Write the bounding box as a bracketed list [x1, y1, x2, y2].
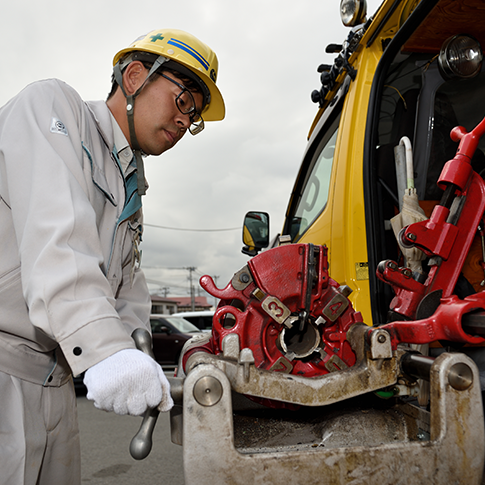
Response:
[160, 73, 205, 135]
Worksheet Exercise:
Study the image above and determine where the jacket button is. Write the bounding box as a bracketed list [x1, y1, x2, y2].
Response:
[73, 347, 82, 356]
[47, 375, 53, 383]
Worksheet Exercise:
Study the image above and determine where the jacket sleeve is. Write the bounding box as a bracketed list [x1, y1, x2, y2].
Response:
[116, 262, 152, 335]
[0, 80, 137, 376]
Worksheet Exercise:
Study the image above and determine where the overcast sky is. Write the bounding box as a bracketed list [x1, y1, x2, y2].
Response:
[1, 0, 382, 304]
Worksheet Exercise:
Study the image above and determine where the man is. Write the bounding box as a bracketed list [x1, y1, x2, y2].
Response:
[0, 29, 225, 484]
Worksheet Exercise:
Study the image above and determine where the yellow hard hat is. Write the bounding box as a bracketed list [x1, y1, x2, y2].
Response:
[113, 29, 225, 121]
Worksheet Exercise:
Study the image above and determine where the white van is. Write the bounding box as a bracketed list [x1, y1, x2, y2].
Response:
[172, 310, 214, 332]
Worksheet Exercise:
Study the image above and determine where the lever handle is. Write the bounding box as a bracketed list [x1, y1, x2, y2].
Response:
[129, 328, 160, 460]
[129, 405, 160, 460]
[132, 327, 156, 360]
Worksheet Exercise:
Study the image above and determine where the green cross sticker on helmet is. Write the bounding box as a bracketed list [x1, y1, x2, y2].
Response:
[149, 33, 165, 43]
[113, 29, 225, 121]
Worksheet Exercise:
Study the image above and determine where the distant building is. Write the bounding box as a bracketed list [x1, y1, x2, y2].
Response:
[150, 295, 179, 315]
[173, 296, 212, 312]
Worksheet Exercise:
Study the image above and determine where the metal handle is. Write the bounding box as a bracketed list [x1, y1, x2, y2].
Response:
[132, 327, 156, 359]
[130, 328, 160, 460]
[130, 406, 160, 460]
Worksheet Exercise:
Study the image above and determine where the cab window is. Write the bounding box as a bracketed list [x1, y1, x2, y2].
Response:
[424, 71, 485, 200]
[288, 116, 339, 241]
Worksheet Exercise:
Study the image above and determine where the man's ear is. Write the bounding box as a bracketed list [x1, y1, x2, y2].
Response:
[122, 61, 148, 95]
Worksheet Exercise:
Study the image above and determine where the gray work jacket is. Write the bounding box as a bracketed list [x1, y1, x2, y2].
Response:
[0, 79, 151, 385]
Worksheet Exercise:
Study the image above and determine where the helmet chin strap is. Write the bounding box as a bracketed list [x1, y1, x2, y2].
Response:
[113, 56, 168, 196]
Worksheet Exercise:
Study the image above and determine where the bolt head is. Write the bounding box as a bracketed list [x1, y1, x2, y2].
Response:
[239, 273, 250, 283]
[193, 376, 223, 406]
[448, 363, 473, 391]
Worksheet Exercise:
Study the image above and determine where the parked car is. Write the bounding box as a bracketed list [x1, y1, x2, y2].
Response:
[150, 314, 201, 366]
[172, 310, 214, 332]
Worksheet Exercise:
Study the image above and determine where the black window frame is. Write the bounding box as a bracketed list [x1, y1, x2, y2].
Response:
[363, 0, 441, 324]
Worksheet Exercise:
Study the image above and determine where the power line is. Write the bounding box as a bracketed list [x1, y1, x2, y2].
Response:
[144, 223, 240, 232]
[142, 265, 191, 270]
[145, 278, 187, 289]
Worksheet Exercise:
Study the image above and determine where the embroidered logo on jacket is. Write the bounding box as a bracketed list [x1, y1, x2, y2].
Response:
[50, 117, 68, 136]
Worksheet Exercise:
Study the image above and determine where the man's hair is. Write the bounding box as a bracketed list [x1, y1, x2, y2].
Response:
[106, 57, 202, 101]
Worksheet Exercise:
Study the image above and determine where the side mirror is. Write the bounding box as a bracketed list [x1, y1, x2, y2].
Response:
[242, 211, 270, 256]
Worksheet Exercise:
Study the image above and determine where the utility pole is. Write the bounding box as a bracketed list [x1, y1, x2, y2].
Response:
[185, 267, 197, 311]
[212, 275, 220, 308]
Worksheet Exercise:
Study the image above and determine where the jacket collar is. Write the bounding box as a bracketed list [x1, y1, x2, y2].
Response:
[85, 100, 114, 153]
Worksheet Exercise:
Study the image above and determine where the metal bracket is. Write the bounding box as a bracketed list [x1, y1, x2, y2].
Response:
[180, 353, 485, 484]
[369, 329, 393, 360]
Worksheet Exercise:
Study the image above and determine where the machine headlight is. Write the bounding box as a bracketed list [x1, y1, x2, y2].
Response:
[438, 35, 483, 79]
[340, 0, 367, 27]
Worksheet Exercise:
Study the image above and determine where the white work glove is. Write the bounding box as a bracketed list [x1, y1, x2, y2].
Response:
[84, 349, 174, 415]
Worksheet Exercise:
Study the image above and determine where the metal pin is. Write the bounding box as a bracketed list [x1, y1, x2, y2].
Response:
[239, 348, 255, 383]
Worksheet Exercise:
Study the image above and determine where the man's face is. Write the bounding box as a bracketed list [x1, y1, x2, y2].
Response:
[132, 71, 203, 156]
